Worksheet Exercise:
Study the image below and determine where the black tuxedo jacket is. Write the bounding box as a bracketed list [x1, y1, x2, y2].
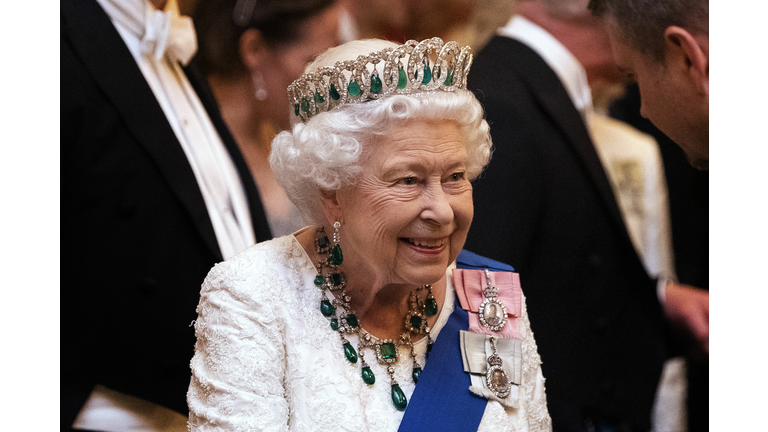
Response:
[60, 0, 272, 427]
[464, 36, 669, 431]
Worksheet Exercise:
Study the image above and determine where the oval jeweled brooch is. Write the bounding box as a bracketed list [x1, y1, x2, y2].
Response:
[478, 269, 507, 332]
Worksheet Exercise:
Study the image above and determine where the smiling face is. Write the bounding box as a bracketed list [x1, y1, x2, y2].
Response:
[328, 119, 473, 291]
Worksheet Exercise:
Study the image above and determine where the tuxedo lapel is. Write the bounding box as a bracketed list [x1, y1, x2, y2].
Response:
[184, 61, 273, 244]
[501, 37, 630, 242]
[62, 0, 222, 260]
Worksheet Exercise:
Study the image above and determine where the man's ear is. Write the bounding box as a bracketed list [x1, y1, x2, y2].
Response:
[664, 26, 709, 95]
[319, 189, 344, 226]
[239, 28, 266, 71]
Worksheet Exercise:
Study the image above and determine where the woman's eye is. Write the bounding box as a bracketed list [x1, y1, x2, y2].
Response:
[399, 177, 416, 185]
[448, 172, 465, 181]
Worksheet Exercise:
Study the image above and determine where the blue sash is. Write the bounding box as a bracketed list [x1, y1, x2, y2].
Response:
[398, 250, 514, 432]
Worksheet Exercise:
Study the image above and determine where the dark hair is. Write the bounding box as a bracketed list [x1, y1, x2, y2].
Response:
[588, 0, 708, 61]
[193, 0, 338, 77]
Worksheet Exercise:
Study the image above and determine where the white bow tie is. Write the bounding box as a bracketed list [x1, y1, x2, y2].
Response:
[140, 9, 197, 65]
[96, 0, 198, 66]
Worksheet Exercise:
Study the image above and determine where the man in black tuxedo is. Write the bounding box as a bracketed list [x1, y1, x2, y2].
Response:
[61, 0, 272, 429]
[464, 1, 670, 430]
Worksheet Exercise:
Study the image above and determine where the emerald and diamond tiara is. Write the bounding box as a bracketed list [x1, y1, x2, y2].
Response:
[288, 37, 473, 123]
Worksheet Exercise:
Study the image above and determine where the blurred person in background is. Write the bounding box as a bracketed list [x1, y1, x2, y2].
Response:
[593, 1, 710, 429]
[336, 0, 409, 43]
[403, 0, 516, 50]
[464, 0, 707, 430]
[589, 0, 709, 171]
[61, 0, 273, 429]
[193, 0, 341, 236]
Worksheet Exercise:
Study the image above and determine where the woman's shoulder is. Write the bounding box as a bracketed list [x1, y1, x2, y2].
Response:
[200, 234, 310, 301]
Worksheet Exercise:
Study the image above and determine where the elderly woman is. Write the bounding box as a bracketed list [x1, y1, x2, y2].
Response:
[187, 38, 552, 431]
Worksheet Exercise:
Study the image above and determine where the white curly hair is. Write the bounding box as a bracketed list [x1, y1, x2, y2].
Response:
[269, 39, 493, 225]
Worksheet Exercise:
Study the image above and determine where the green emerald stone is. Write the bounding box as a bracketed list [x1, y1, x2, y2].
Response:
[314, 90, 325, 104]
[314, 275, 324, 286]
[444, 69, 454, 86]
[294, 103, 300, 116]
[380, 342, 397, 359]
[320, 299, 334, 317]
[370, 74, 382, 93]
[330, 244, 343, 266]
[329, 84, 340, 100]
[346, 314, 359, 328]
[425, 297, 438, 316]
[348, 80, 361, 97]
[330, 273, 343, 287]
[343, 342, 358, 363]
[412, 366, 422, 383]
[300, 98, 310, 112]
[397, 68, 407, 89]
[362, 366, 376, 385]
[391, 384, 407, 411]
[409, 315, 422, 329]
[421, 63, 432, 84]
[330, 317, 339, 330]
[316, 235, 330, 250]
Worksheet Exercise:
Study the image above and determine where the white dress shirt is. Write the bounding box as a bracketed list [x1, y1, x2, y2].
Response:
[96, 0, 256, 261]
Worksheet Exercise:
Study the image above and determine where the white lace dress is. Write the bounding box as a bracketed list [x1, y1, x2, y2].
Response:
[187, 232, 552, 431]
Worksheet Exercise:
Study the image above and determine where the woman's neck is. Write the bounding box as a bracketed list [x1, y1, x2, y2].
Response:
[208, 74, 264, 149]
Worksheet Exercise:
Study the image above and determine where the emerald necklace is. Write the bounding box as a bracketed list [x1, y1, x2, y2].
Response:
[313, 225, 438, 411]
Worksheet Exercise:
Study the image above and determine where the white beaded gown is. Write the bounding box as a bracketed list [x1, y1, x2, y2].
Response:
[187, 230, 552, 431]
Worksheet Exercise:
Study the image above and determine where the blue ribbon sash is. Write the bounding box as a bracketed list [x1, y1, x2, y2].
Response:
[398, 250, 515, 432]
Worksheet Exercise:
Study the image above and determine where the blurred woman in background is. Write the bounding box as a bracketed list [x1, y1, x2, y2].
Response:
[193, 0, 341, 236]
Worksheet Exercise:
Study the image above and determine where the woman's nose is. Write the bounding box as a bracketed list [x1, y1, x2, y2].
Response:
[420, 184, 453, 225]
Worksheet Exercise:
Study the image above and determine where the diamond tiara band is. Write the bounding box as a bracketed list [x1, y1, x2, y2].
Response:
[288, 37, 473, 123]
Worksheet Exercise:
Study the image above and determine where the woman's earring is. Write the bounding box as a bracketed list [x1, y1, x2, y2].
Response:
[252, 70, 268, 101]
[331, 221, 343, 266]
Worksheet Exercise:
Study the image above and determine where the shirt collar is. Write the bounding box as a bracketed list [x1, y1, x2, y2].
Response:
[497, 15, 593, 119]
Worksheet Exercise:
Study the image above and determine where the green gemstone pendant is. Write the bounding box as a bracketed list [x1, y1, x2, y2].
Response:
[314, 90, 325, 104]
[316, 235, 330, 251]
[330, 317, 339, 330]
[330, 244, 343, 266]
[444, 69, 454, 86]
[412, 366, 422, 383]
[362, 366, 376, 385]
[397, 68, 407, 89]
[329, 84, 341, 100]
[346, 314, 359, 328]
[380, 342, 397, 359]
[314, 275, 324, 286]
[409, 315, 422, 329]
[370, 74, 382, 93]
[425, 297, 438, 316]
[348, 80, 361, 97]
[320, 299, 335, 317]
[294, 103, 300, 116]
[300, 98, 310, 112]
[343, 342, 358, 363]
[421, 62, 432, 85]
[391, 384, 408, 411]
